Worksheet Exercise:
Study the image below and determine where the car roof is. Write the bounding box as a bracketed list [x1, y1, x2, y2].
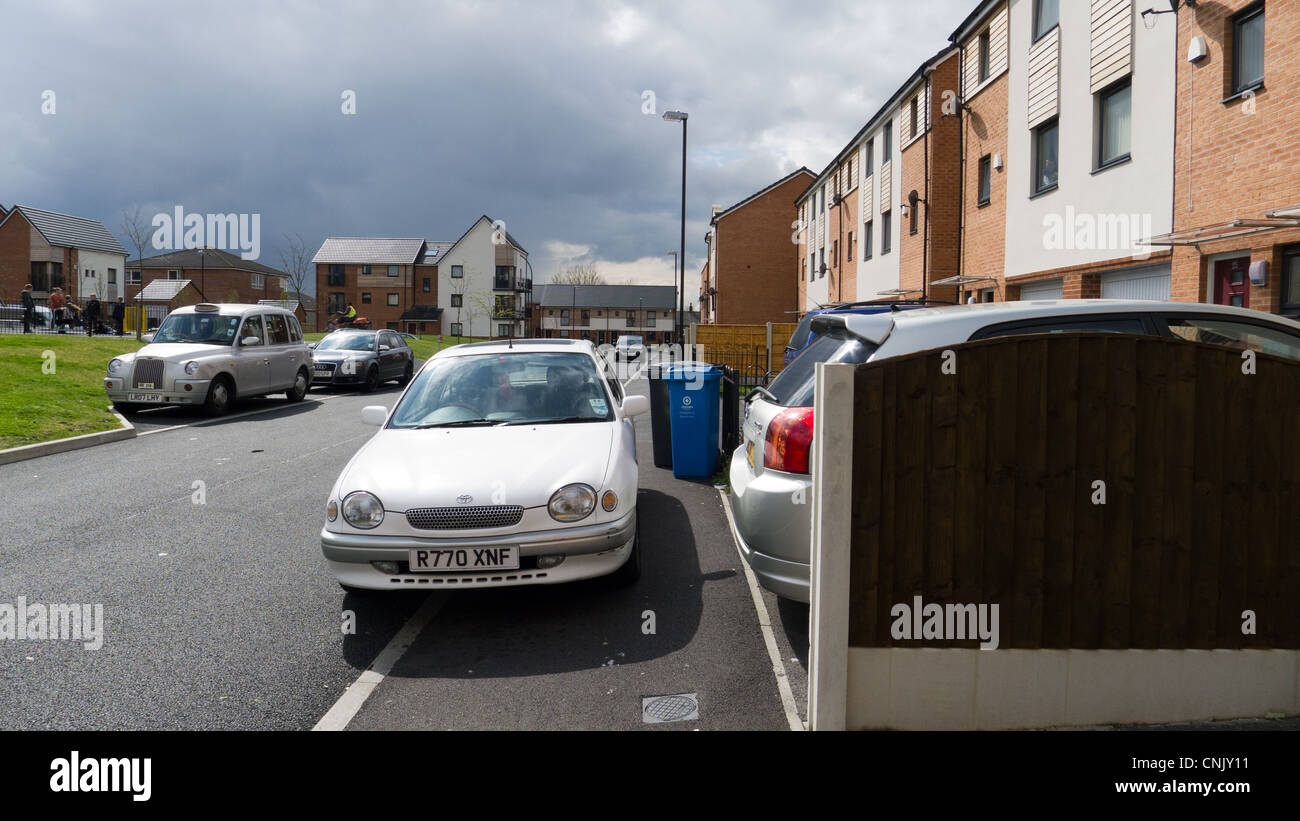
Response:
[435, 338, 597, 358]
[828, 299, 1300, 348]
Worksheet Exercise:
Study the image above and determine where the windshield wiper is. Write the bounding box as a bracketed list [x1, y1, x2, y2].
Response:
[506, 416, 607, 425]
[411, 419, 506, 429]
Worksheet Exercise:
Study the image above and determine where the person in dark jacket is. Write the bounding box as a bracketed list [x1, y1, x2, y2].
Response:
[112, 297, 125, 336]
[20, 284, 35, 333]
[85, 294, 101, 336]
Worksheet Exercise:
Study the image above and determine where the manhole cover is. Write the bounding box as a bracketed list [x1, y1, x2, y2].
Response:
[642, 693, 699, 724]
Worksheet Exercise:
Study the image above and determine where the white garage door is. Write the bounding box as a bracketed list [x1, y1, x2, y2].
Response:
[1018, 278, 1063, 300]
[1100, 264, 1171, 300]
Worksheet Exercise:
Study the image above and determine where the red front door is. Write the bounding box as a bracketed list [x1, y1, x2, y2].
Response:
[1213, 257, 1250, 308]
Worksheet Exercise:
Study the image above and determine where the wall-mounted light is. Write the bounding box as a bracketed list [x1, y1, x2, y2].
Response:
[1142, 0, 1195, 30]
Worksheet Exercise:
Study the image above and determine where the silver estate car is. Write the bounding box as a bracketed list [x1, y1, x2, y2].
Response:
[309, 329, 414, 391]
[104, 303, 313, 415]
[729, 299, 1300, 603]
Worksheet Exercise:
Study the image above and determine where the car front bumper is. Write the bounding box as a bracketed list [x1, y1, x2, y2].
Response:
[727, 444, 811, 603]
[321, 509, 637, 590]
[105, 377, 212, 406]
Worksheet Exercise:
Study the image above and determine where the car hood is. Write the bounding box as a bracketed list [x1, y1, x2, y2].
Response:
[134, 342, 232, 360]
[340, 422, 617, 510]
[312, 348, 376, 362]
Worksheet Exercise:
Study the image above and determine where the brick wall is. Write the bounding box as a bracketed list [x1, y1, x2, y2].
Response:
[960, 70, 1009, 299]
[315, 262, 441, 331]
[713, 171, 814, 324]
[0, 210, 32, 301]
[127, 267, 284, 306]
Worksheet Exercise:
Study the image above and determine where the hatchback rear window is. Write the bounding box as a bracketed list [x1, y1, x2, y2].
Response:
[765, 333, 876, 407]
[786, 314, 815, 351]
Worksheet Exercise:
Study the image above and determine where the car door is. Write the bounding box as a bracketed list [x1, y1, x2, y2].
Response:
[264, 313, 300, 389]
[380, 331, 404, 379]
[233, 315, 271, 396]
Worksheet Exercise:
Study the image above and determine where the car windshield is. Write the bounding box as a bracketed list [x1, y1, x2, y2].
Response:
[152, 312, 241, 345]
[317, 333, 376, 352]
[618, 336, 643, 346]
[765, 332, 877, 407]
[389, 351, 615, 427]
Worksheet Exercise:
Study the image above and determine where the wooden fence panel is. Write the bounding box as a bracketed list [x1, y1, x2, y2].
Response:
[847, 333, 1300, 650]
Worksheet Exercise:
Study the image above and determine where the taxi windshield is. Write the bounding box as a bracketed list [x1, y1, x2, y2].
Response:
[153, 312, 240, 345]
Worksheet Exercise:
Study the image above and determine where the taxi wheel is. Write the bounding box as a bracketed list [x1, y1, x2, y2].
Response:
[204, 376, 233, 416]
[286, 369, 309, 402]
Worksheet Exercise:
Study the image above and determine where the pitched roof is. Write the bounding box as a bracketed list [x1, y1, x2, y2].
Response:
[416, 241, 455, 264]
[534, 284, 677, 310]
[5, 206, 127, 255]
[312, 238, 426, 265]
[712, 167, 817, 224]
[136, 279, 196, 302]
[127, 247, 287, 277]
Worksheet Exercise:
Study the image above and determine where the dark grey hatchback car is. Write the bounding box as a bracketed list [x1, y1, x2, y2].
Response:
[309, 329, 414, 392]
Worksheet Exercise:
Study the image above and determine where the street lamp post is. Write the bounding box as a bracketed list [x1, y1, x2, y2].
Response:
[198, 246, 206, 300]
[663, 110, 688, 347]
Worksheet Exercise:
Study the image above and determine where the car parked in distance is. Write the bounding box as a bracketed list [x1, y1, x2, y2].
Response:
[615, 334, 645, 362]
[782, 299, 950, 366]
[0, 303, 53, 332]
[104, 302, 312, 415]
[321, 338, 650, 594]
[733, 299, 1300, 603]
[309, 329, 414, 392]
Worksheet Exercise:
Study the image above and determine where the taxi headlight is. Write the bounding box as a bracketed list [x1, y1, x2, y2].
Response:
[184, 361, 199, 375]
[548, 484, 596, 522]
[107, 358, 126, 375]
[341, 491, 384, 529]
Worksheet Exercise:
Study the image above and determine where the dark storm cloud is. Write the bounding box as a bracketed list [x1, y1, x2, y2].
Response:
[0, 0, 973, 293]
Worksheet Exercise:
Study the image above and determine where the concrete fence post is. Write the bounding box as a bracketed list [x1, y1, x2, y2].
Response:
[765, 321, 773, 374]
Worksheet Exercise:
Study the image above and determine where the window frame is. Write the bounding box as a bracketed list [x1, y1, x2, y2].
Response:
[978, 154, 992, 207]
[864, 219, 874, 260]
[978, 29, 991, 83]
[1231, 3, 1266, 97]
[1096, 77, 1133, 171]
[881, 212, 892, 255]
[1032, 0, 1059, 44]
[387, 292, 399, 306]
[1277, 244, 1300, 317]
[450, 265, 463, 279]
[1032, 117, 1060, 197]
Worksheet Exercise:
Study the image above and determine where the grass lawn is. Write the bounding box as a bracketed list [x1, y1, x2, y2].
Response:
[304, 332, 485, 362]
[0, 335, 144, 450]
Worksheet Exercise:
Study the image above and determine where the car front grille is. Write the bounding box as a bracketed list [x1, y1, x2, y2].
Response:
[132, 358, 165, 389]
[405, 505, 525, 530]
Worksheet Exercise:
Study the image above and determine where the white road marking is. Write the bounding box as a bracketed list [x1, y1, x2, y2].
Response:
[313, 593, 447, 731]
[718, 488, 806, 732]
[136, 392, 353, 437]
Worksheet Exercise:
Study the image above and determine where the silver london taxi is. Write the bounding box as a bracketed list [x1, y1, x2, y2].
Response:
[104, 303, 313, 415]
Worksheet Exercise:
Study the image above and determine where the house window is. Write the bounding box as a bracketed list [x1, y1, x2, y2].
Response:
[450, 323, 463, 336]
[864, 220, 874, 260]
[881, 212, 892, 254]
[423, 277, 431, 293]
[909, 201, 918, 235]
[883, 122, 893, 163]
[832, 239, 839, 268]
[580, 310, 590, 325]
[361, 292, 372, 304]
[127, 269, 141, 284]
[560, 309, 570, 325]
[978, 30, 990, 83]
[362, 265, 371, 275]
[646, 312, 656, 327]
[801, 259, 806, 281]
[450, 294, 462, 307]
[497, 324, 512, 337]
[167, 270, 179, 280]
[847, 231, 855, 260]
[387, 265, 399, 277]
[626, 311, 636, 327]
[251, 273, 265, 289]
[1097, 79, 1132, 169]
[978, 155, 992, 206]
[1281, 245, 1300, 317]
[909, 97, 919, 139]
[328, 264, 345, 286]
[1033, 0, 1058, 41]
[451, 265, 463, 278]
[864, 139, 874, 177]
[387, 293, 399, 306]
[818, 248, 825, 278]
[328, 293, 345, 314]
[108, 268, 117, 284]
[1032, 118, 1060, 194]
[1232, 4, 1265, 95]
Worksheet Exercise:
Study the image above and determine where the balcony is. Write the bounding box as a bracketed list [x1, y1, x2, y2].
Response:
[493, 275, 514, 290]
[515, 277, 532, 291]
[492, 307, 525, 321]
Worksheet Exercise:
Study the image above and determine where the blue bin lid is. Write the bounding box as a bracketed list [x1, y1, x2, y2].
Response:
[662, 363, 721, 381]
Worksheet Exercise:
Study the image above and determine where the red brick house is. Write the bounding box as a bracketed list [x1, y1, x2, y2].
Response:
[126, 248, 288, 305]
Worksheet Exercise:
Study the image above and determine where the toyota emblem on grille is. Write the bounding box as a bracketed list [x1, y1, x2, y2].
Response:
[456, 494, 473, 504]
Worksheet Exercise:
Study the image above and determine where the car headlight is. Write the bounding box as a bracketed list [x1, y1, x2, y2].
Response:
[326, 499, 338, 522]
[107, 358, 126, 375]
[548, 484, 596, 522]
[184, 361, 199, 375]
[601, 490, 618, 512]
[341, 491, 384, 529]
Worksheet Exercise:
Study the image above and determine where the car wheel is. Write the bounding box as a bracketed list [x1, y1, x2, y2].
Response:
[362, 365, 380, 393]
[606, 516, 642, 588]
[112, 402, 138, 415]
[398, 361, 414, 386]
[203, 376, 234, 416]
[286, 368, 309, 402]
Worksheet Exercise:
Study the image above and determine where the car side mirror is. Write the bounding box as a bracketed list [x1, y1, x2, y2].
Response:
[360, 405, 389, 426]
[306, 341, 317, 349]
[379, 344, 391, 351]
[142, 333, 154, 343]
[621, 395, 649, 418]
[241, 336, 261, 347]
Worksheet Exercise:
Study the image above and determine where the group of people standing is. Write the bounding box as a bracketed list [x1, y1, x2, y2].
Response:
[19, 284, 126, 335]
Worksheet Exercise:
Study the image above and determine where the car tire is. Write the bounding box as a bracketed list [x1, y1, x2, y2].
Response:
[606, 515, 642, 588]
[203, 375, 234, 416]
[362, 365, 380, 393]
[398, 361, 414, 386]
[285, 368, 309, 402]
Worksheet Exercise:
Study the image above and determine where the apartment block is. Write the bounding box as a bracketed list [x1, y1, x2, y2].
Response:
[701, 167, 815, 324]
[532, 284, 678, 345]
[126, 248, 288, 306]
[1153, 0, 1300, 316]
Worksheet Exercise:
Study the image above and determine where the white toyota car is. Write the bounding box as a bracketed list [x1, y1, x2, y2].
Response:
[321, 338, 649, 593]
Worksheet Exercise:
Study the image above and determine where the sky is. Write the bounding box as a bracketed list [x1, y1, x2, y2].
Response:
[0, 0, 973, 301]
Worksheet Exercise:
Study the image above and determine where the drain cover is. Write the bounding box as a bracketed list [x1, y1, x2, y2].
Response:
[642, 693, 699, 724]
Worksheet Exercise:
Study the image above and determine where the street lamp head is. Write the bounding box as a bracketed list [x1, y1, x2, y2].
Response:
[662, 110, 688, 122]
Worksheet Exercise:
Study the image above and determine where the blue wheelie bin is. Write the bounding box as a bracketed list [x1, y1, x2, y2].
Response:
[662, 363, 722, 479]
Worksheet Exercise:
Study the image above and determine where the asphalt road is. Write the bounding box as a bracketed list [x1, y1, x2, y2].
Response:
[0, 372, 799, 730]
